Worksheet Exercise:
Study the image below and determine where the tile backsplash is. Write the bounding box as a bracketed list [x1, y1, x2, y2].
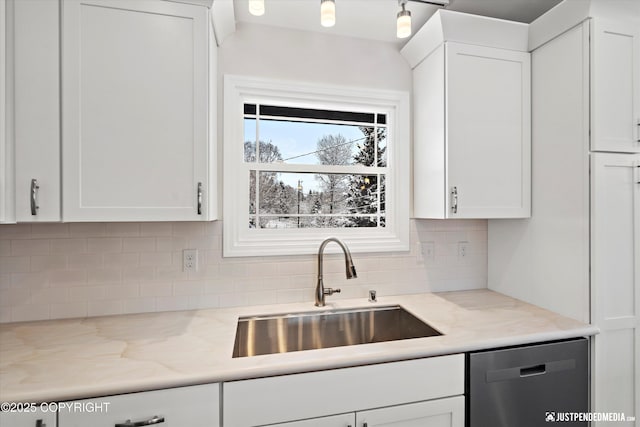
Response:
[0, 220, 487, 323]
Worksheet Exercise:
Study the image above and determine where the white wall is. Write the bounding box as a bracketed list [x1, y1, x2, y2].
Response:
[489, 22, 590, 323]
[219, 22, 412, 91]
[0, 24, 488, 323]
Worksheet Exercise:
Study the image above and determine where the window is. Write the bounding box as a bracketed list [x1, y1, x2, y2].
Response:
[224, 76, 409, 257]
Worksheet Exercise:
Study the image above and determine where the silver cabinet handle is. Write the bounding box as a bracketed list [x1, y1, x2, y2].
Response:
[35, 420, 45, 427]
[450, 186, 458, 214]
[197, 182, 203, 215]
[30, 179, 40, 215]
[115, 415, 165, 427]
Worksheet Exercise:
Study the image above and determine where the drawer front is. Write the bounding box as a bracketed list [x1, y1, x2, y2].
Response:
[0, 409, 56, 427]
[224, 355, 464, 427]
[267, 413, 355, 427]
[58, 383, 219, 427]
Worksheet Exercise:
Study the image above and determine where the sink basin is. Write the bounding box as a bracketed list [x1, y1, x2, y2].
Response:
[232, 305, 442, 358]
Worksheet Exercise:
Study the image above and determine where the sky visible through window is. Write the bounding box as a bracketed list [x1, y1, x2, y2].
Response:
[244, 119, 366, 192]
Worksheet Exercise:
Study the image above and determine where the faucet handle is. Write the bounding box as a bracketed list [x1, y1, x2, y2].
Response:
[324, 288, 341, 296]
[369, 290, 377, 302]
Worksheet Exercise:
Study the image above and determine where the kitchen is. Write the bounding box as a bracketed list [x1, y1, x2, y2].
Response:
[0, 0, 638, 426]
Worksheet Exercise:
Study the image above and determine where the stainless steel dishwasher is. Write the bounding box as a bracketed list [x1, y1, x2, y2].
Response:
[468, 338, 589, 426]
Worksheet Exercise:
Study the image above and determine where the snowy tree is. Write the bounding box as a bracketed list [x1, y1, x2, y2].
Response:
[245, 140, 293, 226]
[345, 127, 386, 227]
[244, 140, 282, 163]
[315, 135, 352, 217]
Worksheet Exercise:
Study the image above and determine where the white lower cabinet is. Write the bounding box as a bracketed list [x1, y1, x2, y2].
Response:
[0, 409, 56, 427]
[268, 414, 355, 427]
[591, 153, 640, 422]
[58, 383, 220, 427]
[223, 355, 464, 427]
[267, 397, 464, 427]
[357, 396, 464, 427]
[2, 356, 464, 427]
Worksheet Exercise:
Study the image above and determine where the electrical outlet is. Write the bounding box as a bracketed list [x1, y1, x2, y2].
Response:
[422, 242, 435, 260]
[183, 249, 198, 272]
[458, 242, 469, 259]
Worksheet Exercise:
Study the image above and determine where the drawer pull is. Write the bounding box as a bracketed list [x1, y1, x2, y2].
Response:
[486, 359, 576, 382]
[115, 415, 165, 426]
[35, 420, 45, 427]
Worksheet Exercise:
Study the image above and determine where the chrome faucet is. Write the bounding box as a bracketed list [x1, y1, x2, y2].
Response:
[315, 237, 357, 307]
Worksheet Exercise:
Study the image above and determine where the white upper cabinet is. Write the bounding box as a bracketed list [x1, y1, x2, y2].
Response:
[591, 19, 640, 153]
[10, 0, 61, 222]
[62, 0, 212, 221]
[0, 0, 10, 223]
[403, 11, 531, 219]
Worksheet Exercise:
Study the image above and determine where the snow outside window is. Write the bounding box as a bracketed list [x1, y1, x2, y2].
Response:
[223, 76, 410, 257]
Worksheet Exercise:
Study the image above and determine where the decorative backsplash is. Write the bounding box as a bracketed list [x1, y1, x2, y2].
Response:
[0, 220, 487, 323]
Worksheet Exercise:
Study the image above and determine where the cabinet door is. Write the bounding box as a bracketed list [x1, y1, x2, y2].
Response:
[0, 0, 10, 223]
[62, 0, 209, 221]
[58, 383, 219, 427]
[0, 409, 56, 427]
[356, 396, 464, 427]
[591, 153, 640, 423]
[267, 414, 355, 427]
[446, 42, 531, 218]
[13, 0, 61, 222]
[591, 19, 640, 153]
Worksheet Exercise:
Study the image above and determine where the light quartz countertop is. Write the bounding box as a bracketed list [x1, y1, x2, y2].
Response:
[0, 289, 598, 403]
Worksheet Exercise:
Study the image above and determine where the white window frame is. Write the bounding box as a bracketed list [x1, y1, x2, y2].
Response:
[223, 75, 410, 257]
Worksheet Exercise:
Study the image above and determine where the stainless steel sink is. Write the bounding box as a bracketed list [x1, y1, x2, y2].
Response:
[232, 305, 442, 358]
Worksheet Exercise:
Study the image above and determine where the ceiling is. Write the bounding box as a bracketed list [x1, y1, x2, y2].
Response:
[232, 0, 563, 45]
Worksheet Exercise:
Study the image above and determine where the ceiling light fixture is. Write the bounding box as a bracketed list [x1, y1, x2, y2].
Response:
[247, 0, 448, 38]
[320, 0, 336, 28]
[248, 0, 265, 16]
[397, 0, 411, 39]
[396, 0, 449, 39]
